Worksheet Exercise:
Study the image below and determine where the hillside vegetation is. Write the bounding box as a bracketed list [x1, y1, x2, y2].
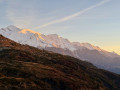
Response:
[0, 35, 120, 90]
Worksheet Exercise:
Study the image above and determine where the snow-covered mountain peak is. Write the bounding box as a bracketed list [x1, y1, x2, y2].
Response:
[72, 42, 100, 51]
[46, 34, 70, 43]
[72, 42, 81, 46]
[46, 34, 60, 39]
[19, 29, 45, 41]
[43, 34, 77, 51]
[19, 29, 41, 35]
[0, 25, 119, 58]
[80, 43, 102, 51]
[1, 25, 21, 32]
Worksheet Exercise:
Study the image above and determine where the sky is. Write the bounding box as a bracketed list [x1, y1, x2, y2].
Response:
[0, 0, 120, 54]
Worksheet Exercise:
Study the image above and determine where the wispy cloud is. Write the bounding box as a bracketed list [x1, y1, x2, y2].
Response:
[6, 0, 58, 29]
[34, 0, 111, 30]
[6, 0, 38, 29]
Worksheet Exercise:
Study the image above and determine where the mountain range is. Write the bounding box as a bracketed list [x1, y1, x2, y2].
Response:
[0, 25, 120, 74]
[0, 34, 120, 89]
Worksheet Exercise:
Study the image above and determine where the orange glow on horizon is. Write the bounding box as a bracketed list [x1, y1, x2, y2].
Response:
[102, 46, 120, 55]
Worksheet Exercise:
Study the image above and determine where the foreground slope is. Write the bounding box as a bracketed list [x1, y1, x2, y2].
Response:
[0, 34, 120, 90]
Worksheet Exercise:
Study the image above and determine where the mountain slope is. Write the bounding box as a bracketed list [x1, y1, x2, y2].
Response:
[0, 25, 120, 74]
[0, 34, 120, 90]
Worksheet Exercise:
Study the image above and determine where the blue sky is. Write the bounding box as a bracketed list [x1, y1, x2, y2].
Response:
[0, 0, 120, 54]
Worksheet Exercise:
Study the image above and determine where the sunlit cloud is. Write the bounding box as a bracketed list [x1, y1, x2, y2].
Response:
[34, 0, 111, 29]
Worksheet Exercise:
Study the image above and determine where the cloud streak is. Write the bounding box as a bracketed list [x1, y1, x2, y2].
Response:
[6, 0, 38, 29]
[34, 0, 111, 29]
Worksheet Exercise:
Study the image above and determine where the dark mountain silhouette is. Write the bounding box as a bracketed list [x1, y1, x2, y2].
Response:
[0, 34, 120, 90]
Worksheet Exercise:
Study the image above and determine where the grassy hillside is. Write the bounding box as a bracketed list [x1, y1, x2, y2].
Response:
[0, 35, 120, 90]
